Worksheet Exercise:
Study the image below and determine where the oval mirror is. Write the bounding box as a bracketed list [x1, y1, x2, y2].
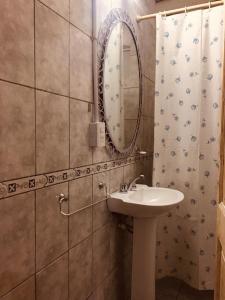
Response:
[98, 10, 142, 156]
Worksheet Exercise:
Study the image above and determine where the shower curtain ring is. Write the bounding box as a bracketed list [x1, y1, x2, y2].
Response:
[209, 1, 211, 9]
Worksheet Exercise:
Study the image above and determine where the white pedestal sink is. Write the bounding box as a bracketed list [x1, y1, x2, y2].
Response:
[107, 184, 184, 300]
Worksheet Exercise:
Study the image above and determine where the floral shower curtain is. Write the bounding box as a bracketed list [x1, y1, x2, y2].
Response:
[153, 6, 224, 290]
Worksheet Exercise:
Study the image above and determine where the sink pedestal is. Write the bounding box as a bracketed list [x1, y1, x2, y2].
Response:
[131, 217, 157, 300]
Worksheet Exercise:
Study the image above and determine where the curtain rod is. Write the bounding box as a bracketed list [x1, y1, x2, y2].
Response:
[136, 0, 224, 22]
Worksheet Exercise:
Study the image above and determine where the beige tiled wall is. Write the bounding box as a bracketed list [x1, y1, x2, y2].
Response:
[0, 0, 155, 299]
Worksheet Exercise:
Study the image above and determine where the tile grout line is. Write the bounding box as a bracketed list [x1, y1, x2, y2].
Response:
[37, 0, 92, 39]
[0, 274, 36, 299]
[68, 0, 71, 298]
[33, 0, 37, 299]
[0, 77, 94, 105]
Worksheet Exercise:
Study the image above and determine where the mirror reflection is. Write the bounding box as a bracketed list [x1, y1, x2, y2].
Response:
[104, 22, 140, 152]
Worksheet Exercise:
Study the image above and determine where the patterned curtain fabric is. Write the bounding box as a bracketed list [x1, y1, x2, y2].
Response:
[153, 6, 224, 290]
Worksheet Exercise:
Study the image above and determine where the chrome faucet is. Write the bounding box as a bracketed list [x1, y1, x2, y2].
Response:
[128, 174, 145, 191]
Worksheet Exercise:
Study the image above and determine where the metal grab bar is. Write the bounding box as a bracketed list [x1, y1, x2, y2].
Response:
[56, 182, 109, 217]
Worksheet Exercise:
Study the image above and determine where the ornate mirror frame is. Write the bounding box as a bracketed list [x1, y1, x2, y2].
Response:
[97, 8, 143, 157]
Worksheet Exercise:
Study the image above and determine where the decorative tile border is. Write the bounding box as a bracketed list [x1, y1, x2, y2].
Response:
[0, 154, 152, 199]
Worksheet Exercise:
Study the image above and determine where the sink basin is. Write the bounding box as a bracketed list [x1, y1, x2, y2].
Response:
[108, 184, 184, 218]
[107, 184, 184, 300]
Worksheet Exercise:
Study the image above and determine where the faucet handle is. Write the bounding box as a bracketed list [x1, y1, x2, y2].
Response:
[120, 183, 128, 193]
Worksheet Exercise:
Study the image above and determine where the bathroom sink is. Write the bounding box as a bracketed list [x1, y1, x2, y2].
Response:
[107, 184, 184, 300]
[108, 184, 184, 218]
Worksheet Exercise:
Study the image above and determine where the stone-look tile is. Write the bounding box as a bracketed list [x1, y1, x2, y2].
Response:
[69, 176, 92, 211]
[92, 147, 112, 164]
[35, 1, 69, 95]
[92, 264, 129, 300]
[124, 163, 137, 185]
[109, 219, 132, 270]
[69, 207, 92, 248]
[109, 167, 124, 193]
[1, 277, 35, 300]
[135, 161, 145, 178]
[93, 172, 111, 231]
[36, 183, 68, 270]
[0, 81, 35, 182]
[142, 117, 154, 152]
[93, 200, 112, 232]
[133, 117, 144, 153]
[69, 237, 92, 300]
[141, 20, 156, 81]
[0, 192, 35, 297]
[40, 0, 69, 20]
[0, 0, 34, 86]
[70, 100, 93, 167]
[93, 172, 109, 203]
[36, 254, 68, 300]
[70, 26, 92, 102]
[36, 90, 69, 174]
[143, 77, 155, 118]
[70, 0, 92, 36]
[93, 224, 111, 288]
[144, 157, 153, 186]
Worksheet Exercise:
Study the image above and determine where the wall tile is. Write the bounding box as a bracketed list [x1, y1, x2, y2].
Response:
[36, 90, 69, 174]
[69, 175, 92, 211]
[93, 224, 111, 288]
[0, 192, 35, 297]
[141, 20, 156, 81]
[0, 0, 34, 86]
[136, 161, 145, 179]
[142, 116, 154, 152]
[144, 156, 153, 186]
[124, 163, 137, 184]
[35, 1, 69, 95]
[69, 237, 92, 300]
[70, 26, 92, 101]
[69, 207, 92, 248]
[1, 277, 35, 300]
[36, 183, 68, 271]
[70, 100, 93, 167]
[109, 219, 132, 269]
[92, 261, 132, 300]
[93, 200, 112, 232]
[143, 77, 155, 118]
[0, 81, 35, 182]
[109, 167, 124, 193]
[92, 147, 111, 164]
[36, 254, 68, 300]
[70, 0, 92, 36]
[93, 172, 109, 203]
[40, 0, 69, 20]
[134, 116, 144, 151]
